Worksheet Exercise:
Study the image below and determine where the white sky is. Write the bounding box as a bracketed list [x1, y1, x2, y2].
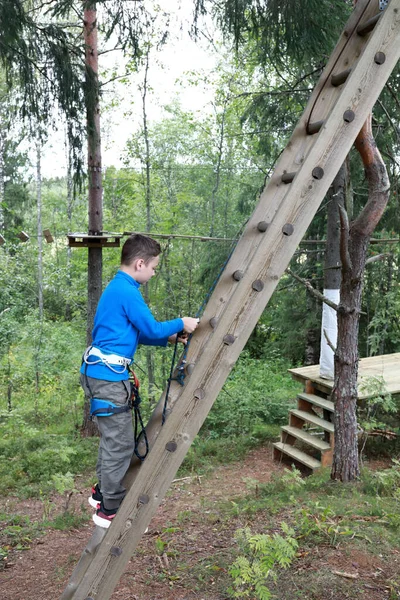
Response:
[40, 0, 217, 179]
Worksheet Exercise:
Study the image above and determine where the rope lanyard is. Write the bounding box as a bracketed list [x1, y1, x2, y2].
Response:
[129, 371, 149, 461]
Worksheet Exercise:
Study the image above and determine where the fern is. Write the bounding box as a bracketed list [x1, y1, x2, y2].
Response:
[228, 524, 298, 599]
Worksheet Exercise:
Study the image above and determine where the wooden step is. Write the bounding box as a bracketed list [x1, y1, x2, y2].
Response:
[298, 393, 334, 412]
[281, 425, 331, 451]
[273, 442, 322, 470]
[290, 409, 334, 432]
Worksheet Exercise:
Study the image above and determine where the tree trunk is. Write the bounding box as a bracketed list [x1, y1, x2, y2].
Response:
[319, 163, 347, 378]
[331, 115, 390, 482]
[84, 2, 103, 346]
[141, 45, 156, 406]
[36, 140, 43, 320]
[0, 126, 5, 231]
[65, 137, 73, 321]
[82, 2, 102, 436]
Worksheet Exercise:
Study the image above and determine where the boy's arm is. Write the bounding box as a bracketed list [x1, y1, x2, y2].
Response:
[125, 288, 184, 341]
[138, 332, 169, 347]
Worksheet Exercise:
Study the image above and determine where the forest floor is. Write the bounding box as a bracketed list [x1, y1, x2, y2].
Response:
[1, 443, 400, 600]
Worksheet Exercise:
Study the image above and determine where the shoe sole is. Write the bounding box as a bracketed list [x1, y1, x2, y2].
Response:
[93, 512, 114, 529]
[88, 496, 100, 509]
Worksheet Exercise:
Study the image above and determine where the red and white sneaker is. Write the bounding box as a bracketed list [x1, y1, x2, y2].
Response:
[88, 483, 103, 509]
[93, 502, 117, 529]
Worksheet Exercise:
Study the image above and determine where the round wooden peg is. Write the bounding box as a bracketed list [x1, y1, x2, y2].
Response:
[165, 441, 178, 452]
[209, 317, 217, 329]
[252, 280, 264, 292]
[282, 223, 294, 236]
[233, 270, 244, 281]
[110, 546, 123, 557]
[257, 221, 269, 232]
[374, 52, 386, 65]
[185, 363, 195, 375]
[194, 388, 205, 399]
[343, 110, 355, 123]
[223, 334, 236, 345]
[312, 167, 324, 180]
[138, 494, 150, 505]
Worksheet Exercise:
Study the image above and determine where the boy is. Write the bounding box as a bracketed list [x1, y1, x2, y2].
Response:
[80, 234, 198, 528]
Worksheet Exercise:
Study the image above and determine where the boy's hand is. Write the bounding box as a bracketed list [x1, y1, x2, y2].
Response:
[182, 317, 199, 334]
[168, 333, 188, 345]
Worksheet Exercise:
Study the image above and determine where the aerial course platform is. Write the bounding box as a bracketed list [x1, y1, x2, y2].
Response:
[61, 1, 400, 598]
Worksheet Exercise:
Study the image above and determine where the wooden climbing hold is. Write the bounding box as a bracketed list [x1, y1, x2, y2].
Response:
[194, 388, 205, 399]
[185, 363, 195, 375]
[252, 280, 264, 292]
[223, 334, 236, 345]
[357, 13, 381, 37]
[165, 441, 178, 452]
[138, 494, 150, 505]
[331, 68, 351, 87]
[282, 223, 294, 236]
[343, 110, 355, 123]
[257, 221, 269, 232]
[307, 120, 324, 135]
[281, 172, 296, 184]
[312, 167, 324, 180]
[374, 52, 386, 65]
[233, 270, 244, 281]
[209, 317, 217, 329]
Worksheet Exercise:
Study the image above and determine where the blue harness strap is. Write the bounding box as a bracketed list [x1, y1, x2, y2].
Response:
[90, 398, 132, 417]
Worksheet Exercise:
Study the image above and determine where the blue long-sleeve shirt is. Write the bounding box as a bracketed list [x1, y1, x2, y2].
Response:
[80, 270, 184, 381]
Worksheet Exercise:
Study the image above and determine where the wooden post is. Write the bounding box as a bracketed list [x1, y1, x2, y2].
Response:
[61, 2, 400, 598]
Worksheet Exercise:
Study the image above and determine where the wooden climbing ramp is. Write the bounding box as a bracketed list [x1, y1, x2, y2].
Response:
[61, 1, 400, 598]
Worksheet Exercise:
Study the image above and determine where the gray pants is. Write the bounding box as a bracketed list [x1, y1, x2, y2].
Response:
[80, 374, 134, 510]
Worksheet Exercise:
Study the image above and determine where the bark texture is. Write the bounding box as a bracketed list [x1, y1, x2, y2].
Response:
[83, 3, 102, 437]
[85, 3, 103, 346]
[331, 116, 390, 482]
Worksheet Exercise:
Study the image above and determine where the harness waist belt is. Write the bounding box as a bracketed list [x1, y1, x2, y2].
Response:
[85, 346, 132, 367]
[90, 398, 132, 417]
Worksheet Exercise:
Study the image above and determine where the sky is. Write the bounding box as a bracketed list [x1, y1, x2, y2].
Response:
[40, 0, 217, 179]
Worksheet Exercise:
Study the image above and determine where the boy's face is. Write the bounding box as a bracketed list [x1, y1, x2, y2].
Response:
[134, 255, 160, 284]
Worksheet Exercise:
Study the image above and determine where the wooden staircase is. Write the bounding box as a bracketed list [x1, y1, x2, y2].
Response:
[273, 387, 335, 471]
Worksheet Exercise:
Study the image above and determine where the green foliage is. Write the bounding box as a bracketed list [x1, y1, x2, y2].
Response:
[363, 459, 400, 498]
[202, 352, 300, 438]
[228, 523, 298, 599]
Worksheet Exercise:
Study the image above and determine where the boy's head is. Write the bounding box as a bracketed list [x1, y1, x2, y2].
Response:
[120, 234, 161, 284]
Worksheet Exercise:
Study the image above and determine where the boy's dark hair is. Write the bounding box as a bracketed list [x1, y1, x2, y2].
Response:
[121, 234, 161, 266]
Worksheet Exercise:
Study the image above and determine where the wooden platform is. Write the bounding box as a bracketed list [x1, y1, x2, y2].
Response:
[289, 353, 400, 400]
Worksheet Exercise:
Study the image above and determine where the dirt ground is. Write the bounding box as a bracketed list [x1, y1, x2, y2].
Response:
[0, 446, 399, 600]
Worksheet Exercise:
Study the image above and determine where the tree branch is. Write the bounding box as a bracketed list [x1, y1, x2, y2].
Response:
[286, 268, 338, 311]
[338, 204, 352, 273]
[353, 115, 390, 237]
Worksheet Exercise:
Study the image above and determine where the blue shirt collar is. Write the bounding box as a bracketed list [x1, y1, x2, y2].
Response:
[116, 270, 140, 288]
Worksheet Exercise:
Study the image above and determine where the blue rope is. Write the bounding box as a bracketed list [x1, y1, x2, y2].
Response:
[162, 223, 247, 423]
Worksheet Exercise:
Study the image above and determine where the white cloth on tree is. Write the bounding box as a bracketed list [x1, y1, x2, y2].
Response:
[319, 288, 340, 380]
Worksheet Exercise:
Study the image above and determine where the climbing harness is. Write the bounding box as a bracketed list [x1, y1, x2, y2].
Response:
[83, 346, 131, 373]
[82, 347, 149, 460]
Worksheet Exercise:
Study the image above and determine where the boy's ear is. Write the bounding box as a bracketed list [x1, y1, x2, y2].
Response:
[133, 258, 144, 271]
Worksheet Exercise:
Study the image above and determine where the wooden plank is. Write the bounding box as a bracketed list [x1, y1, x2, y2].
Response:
[62, 2, 400, 598]
[273, 442, 322, 470]
[290, 410, 335, 432]
[298, 393, 335, 412]
[289, 353, 400, 399]
[282, 426, 331, 451]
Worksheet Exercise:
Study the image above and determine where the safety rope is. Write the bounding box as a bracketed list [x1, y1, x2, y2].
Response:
[162, 223, 247, 423]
